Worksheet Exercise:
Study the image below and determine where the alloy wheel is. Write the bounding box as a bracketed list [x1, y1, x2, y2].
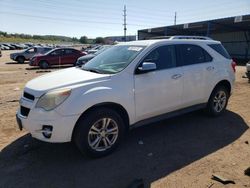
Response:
[213, 90, 227, 112]
[88, 118, 119, 152]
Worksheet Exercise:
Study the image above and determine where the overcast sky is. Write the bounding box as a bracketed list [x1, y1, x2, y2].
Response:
[0, 0, 249, 38]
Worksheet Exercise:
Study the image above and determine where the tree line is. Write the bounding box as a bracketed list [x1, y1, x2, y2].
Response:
[0, 31, 105, 44]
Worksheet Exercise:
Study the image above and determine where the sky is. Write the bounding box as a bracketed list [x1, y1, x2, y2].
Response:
[0, 0, 249, 38]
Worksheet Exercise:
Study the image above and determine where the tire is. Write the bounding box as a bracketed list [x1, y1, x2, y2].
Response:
[74, 107, 126, 158]
[17, 56, 25, 63]
[39, 61, 49, 69]
[206, 86, 229, 116]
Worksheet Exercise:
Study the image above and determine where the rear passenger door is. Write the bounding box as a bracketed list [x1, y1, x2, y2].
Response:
[176, 44, 214, 107]
[134, 45, 184, 121]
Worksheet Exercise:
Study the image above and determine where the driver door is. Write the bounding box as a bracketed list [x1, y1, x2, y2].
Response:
[134, 45, 184, 121]
[48, 49, 62, 65]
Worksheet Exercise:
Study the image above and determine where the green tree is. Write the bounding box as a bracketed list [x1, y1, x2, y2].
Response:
[95, 37, 105, 44]
[79, 36, 88, 44]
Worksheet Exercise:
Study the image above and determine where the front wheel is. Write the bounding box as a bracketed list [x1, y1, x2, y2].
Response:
[74, 108, 126, 158]
[39, 61, 49, 69]
[17, 56, 25, 63]
[206, 86, 229, 116]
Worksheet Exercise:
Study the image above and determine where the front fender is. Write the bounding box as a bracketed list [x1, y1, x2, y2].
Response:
[56, 82, 135, 125]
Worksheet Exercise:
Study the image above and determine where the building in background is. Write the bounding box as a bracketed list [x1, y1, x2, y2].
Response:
[138, 14, 250, 63]
[105, 35, 136, 44]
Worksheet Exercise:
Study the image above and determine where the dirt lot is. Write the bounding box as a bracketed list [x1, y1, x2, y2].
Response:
[0, 50, 249, 188]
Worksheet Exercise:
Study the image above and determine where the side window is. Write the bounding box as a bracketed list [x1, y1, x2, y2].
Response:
[50, 50, 61, 56]
[178, 44, 212, 66]
[64, 49, 74, 55]
[143, 45, 176, 70]
[26, 48, 35, 53]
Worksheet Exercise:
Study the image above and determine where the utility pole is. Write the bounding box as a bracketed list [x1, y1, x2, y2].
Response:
[174, 11, 177, 25]
[123, 5, 127, 42]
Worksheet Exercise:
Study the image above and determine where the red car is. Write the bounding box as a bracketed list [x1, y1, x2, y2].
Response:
[29, 48, 87, 69]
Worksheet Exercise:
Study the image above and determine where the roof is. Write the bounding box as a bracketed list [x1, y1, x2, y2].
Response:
[138, 14, 250, 39]
[117, 37, 220, 47]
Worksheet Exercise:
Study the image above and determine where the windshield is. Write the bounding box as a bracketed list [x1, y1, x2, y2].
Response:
[82, 45, 145, 74]
[94, 45, 111, 55]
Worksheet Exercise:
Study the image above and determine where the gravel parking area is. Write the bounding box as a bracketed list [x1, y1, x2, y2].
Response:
[0, 50, 249, 188]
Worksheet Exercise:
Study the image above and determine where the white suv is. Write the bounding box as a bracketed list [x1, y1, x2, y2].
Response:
[16, 36, 236, 157]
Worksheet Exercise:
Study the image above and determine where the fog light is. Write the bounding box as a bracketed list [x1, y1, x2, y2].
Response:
[42, 125, 53, 138]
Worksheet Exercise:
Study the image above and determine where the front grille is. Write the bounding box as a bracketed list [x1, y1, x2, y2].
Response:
[23, 92, 35, 101]
[20, 106, 30, 117]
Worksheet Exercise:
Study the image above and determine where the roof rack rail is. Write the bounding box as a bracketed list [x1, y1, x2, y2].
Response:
[169, 36, 212, 40]
[148, 36, 172, 39]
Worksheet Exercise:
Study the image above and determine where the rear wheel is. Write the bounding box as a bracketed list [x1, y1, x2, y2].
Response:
[206, 86, 229, 116]
[17, 56, 25, 63]
[39, 61, 49, 69]
[74, 108, 126, 158]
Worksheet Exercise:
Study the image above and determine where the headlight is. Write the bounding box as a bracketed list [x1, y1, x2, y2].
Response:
[36, 88, 71, 111]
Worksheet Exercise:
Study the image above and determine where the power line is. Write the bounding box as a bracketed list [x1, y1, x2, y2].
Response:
[0, 11, 163, 28]
[0, 2, 175, 25]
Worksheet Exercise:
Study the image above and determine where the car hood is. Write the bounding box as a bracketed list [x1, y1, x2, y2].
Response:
[25, 67, 111, 97]
[78, 54, 95, 61]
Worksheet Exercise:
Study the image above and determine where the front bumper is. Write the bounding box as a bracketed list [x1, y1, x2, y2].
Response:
[29, 59, 35, 66]
[16, 97, 79, 143]
[10, 55, 16, 61]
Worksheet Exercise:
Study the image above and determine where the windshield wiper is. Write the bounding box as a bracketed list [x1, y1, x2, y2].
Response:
[82, 67, 103, 74]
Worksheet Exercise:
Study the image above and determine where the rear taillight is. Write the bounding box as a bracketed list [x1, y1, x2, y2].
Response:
[231, 60, 236, 73]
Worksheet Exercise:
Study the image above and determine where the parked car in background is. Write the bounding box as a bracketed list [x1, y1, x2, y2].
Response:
[3, 43, 15, 50]
[85, 45, 103, 54]
[0, 44, 10, 50]
[10, 47, 53, 63]
[29, 48, 87, 69]
[246, 61, 250, 82]
[76, 45, 111, 66]
[16, 36, 235, 157]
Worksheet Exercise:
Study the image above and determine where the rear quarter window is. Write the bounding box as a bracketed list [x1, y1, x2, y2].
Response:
[177, 44, 212, 66]
[208, 44, 231, 59]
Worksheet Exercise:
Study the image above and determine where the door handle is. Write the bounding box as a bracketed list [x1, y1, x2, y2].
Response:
[171, 74, 182, 79]
[206, 66, 214, 71]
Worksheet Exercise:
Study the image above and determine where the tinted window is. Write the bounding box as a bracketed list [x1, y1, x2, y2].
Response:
[143, 45, 176, 70]
[208, 44, 231, 59]
[178, 44, 212, 66]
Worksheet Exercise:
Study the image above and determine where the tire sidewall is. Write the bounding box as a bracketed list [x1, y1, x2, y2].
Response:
[74, 108, 125, 158]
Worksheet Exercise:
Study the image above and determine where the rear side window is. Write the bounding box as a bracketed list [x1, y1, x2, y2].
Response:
[177, 44, 212, 66]
[143, 45, 176, 70]
[64, 49, 74, 54]
[208, 44, 231, 59]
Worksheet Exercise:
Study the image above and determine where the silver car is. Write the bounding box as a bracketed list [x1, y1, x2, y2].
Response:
[10, 47, 53, 63]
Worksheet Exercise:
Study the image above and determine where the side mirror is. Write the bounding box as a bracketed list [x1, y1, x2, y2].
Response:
[137, 62, 156, 74]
